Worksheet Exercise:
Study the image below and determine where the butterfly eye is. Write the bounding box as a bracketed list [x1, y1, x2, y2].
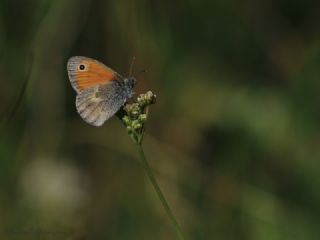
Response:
[79, 64, 86, 70]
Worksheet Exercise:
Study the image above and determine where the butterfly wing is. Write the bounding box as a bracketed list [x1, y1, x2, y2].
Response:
[75, 82, 127, 126]
[67, 56, 121, 93]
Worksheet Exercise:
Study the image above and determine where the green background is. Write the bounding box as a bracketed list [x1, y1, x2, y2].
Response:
[1, 0, 320, 239]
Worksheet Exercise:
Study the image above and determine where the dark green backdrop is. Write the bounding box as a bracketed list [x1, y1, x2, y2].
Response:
[1, 0, 320, 239]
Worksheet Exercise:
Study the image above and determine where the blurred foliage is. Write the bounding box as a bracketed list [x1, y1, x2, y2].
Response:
[1, 0, 320, 239]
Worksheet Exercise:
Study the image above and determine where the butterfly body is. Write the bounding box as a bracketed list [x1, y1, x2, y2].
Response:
[67, 56, 136, 126]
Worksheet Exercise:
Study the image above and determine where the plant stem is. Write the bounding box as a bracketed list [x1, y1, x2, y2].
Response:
[136, 144, 186, 240]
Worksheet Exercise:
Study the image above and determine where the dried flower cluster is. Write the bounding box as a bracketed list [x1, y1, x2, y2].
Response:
[118, 91, 156, 144]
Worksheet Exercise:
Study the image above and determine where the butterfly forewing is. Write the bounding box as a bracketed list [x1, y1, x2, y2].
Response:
[67, 56, 120, 93]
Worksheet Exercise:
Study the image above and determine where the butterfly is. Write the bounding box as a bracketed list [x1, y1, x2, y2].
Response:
[67, 56, 136, 127]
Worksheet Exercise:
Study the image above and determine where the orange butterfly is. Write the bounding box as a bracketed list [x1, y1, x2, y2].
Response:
[67, 56, 136, 126]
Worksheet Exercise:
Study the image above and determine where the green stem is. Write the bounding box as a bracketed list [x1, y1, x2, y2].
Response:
[136, 144, 186, 240]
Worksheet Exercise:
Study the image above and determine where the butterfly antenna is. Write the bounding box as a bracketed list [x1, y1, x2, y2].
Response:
[129, 56, 136, 76]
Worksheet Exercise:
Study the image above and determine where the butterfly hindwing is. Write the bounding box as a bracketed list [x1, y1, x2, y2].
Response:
[76, 82, 127, 126]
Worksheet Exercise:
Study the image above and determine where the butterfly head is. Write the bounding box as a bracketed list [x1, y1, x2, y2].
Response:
[124, 76, 136, 89]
